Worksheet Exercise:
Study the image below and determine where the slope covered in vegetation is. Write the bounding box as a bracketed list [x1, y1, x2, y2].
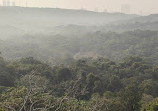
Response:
[1, 30, 158, 65]
[0, 55, 158, 111]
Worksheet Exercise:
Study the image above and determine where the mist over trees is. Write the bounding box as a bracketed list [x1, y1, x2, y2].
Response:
[0, 7, 158, 111]
[0, 30, 158, 65]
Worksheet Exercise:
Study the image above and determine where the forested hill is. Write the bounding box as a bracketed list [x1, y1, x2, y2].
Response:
[1, 30, 158, 64]
[0, 7, 137, 39]
[0, 7, 158, 64]
[123, 14, 158, 24]
[107, 14, 158, 32]
[0, 7, 137, 25]
[1, 6, 158, 111]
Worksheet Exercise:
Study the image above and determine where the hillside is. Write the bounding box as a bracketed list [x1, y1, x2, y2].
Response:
[1, 5, 158, 111]
[0, 7, 137, 25]
[0, 6, 137, 39]
[106, 14, 158, 32]
[0, 30, 158, 65]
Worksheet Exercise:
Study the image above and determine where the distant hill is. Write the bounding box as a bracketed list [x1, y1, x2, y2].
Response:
[1, 7, 158, 64]
[0, 6, 137, 39]
[106, 14, 158, 32]
[124, 14, 158, 23]
[0, 7, 137, 25]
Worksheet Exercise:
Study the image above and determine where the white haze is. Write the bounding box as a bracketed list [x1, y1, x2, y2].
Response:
[1, 0, 158, 15]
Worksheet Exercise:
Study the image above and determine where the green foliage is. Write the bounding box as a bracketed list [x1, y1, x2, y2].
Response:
[0, 56, 158, 110]
[0, 55, 14, 87]
[57, 67, 72, 82]
[107, 75, 122, 92]
[139, 80, 158, 97]
[1, 30, 158, 65]
[142, 98, 158, 111]
[120, 84, 142, 111]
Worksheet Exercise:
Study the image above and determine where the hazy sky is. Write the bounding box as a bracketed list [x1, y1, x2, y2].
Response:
[54, 0, 158, 15]
[0, 0, 158, 15]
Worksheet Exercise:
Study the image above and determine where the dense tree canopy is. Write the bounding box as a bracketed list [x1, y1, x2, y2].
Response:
[0, 55, 158, 111]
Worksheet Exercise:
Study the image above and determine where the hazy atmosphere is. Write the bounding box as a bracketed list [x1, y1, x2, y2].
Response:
[0, 0, 158, 111]
[54, 0, 158, 15]
[1, 0, 158, 14]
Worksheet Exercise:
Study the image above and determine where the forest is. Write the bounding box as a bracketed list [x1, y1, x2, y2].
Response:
[0, 55, 158, 110]
[0, 7, 158, 111]
[1, 30, 158, 65]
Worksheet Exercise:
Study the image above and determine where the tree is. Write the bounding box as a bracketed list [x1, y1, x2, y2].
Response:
[139, 79, 158, 97]
[141, 98, 158, 111]
[120, 84, 142, 111]
[57, 67, 72, 82]
[0, 54, 14, 87]
[107, 75, 123, 92]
